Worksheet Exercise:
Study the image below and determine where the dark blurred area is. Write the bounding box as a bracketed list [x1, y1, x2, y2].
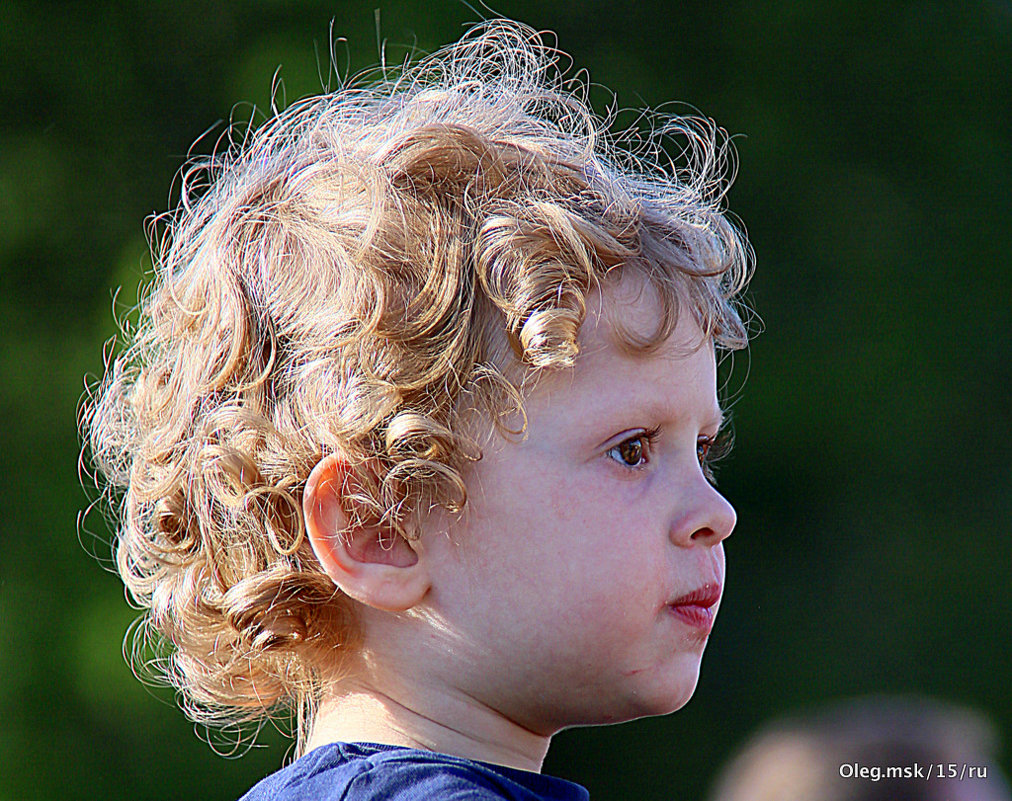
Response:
[707, 696, 1012, 801]
[1, 1, 1009, 800]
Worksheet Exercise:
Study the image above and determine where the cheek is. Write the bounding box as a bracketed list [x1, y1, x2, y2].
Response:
[538, 485, 668, 596]
[458, 456, 666, 605]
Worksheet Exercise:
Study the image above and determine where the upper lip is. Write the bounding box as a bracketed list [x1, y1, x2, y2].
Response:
[669, 583, 722, 608]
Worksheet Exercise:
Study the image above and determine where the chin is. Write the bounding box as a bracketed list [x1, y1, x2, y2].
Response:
[563, 685, 699, 731]
[631, 661, 703, 719]
[556, 652, 706, 729]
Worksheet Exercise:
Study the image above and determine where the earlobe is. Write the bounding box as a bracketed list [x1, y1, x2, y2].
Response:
[303, 454, 430, 612]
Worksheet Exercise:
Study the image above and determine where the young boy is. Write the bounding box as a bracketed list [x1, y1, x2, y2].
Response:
[84, 19, 752, 800]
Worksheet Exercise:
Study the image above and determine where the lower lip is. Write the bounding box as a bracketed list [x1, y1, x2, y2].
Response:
[668, 603, 716, 630]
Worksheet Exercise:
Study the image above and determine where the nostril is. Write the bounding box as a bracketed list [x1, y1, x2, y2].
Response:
[691, 497, 736, 545]
[668, 481, 737, 546]
[690, 525, 727, 544]
[690, 526, 714, 542]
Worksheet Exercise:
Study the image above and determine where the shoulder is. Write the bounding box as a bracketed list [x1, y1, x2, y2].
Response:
[239, 743, 588, 801]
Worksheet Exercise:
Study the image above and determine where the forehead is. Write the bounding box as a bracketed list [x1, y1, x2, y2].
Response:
[594, 271, 705, 355]
[522, 273, 722, 428]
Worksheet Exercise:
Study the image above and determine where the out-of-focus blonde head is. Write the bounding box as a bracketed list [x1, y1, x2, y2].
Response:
[83, 19, 752, 750]
[707, 696, 1011, 801]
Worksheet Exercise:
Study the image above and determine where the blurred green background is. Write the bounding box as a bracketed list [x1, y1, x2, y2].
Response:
[1, 1, 1009, 799]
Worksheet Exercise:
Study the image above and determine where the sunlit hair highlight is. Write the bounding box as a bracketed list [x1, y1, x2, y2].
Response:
[82, 19, 752, 752]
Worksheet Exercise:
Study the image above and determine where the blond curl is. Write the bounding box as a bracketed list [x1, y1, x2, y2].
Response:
[81, 19, 753, 752]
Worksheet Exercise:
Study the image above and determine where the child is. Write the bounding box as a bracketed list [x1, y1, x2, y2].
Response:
[84, 19, 752, 800]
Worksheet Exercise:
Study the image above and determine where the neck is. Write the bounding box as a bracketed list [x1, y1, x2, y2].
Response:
[305, 676, 552, 773]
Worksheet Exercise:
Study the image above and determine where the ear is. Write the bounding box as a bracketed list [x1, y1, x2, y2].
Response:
[303, 453, 430, 612]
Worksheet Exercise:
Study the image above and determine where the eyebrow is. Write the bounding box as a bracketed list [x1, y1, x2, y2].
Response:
[636, 396, 725, 433]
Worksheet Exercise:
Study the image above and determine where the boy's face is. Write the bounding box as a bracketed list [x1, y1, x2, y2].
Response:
[417, 273, 735, 735]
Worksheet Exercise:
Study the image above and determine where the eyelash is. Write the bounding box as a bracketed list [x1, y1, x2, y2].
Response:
[697, 431, 732, 484]
[607, 427, 732, 484]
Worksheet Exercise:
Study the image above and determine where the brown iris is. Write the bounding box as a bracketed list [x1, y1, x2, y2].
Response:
[616, 437, 644, 466]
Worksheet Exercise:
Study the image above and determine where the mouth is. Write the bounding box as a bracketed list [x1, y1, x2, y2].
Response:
[667, 583, 722, 631]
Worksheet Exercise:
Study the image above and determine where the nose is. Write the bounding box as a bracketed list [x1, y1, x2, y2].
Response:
[669, 476, 737, 548]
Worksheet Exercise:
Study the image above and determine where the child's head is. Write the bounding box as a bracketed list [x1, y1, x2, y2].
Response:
[84, 20, 751, 750]
[351, 274, 739, 740]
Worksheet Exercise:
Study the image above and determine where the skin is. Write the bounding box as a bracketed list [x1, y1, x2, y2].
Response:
[304, 273, 737, 772]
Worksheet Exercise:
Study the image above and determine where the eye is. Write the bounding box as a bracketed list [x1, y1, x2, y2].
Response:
[697, 430, 732, 484]
[607, 428, 659, 469]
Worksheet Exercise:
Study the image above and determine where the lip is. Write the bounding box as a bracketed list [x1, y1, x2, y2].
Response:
[667, 583, 722, 630]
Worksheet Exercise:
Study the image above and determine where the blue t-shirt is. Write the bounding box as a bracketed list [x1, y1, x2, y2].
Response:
[239, 742, 589, 801]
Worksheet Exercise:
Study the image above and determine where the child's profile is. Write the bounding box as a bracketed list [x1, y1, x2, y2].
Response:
[82, 19, 753, 800]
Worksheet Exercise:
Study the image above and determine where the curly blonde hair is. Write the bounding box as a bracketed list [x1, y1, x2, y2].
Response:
[82, 20, 752, 750]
